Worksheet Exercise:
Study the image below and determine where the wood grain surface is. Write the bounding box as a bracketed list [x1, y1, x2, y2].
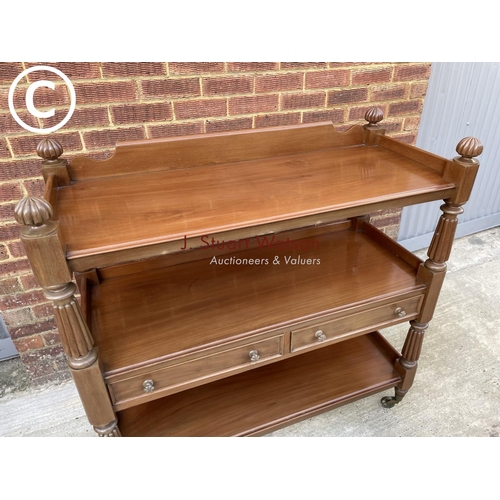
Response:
[90, 226, 424, 374]
[55, 144, 454, 264]
[116, 332, 401, 437]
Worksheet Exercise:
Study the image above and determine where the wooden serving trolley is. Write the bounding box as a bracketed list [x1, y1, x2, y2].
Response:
[15, 108, 482, 436]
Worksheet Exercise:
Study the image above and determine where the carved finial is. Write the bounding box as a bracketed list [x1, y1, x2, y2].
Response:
[14, 196, 53, 226]
[37, 138, 63, 162]
[364, 107, 384, 129]
[456, 137, 483, 160]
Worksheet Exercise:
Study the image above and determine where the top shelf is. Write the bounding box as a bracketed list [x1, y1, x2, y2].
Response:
[47, 120, 461, 271]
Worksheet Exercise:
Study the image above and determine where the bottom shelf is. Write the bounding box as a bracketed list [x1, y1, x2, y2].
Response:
[117, 332, 401, 437]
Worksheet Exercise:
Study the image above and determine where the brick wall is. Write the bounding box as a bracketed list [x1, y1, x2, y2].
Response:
[0, 62, 431, 386]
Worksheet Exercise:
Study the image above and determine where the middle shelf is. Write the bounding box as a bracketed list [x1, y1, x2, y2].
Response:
[83, 221, 425, 385]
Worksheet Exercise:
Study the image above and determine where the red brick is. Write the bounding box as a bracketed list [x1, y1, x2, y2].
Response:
[380, 120, 403, 134]
[0, 277, 22, 295]
[2, 306, 34, 328]
[0, 224, 20, 241]
[0, 259, 31, 276]
[0, 203, 16, 221]
[370, 84, 409, 102]
[41, 330, 61, 346]
[102, 62, 166, 77]
[394, 64, 431, 82]
[329, 63, 367, 68]
[328, 88, 368, 105]
[111, 102, 172, 125]
[202, 76, 253, 96]
[23, 177, 45, 197]
[32, 302, 53, 320]
[9, 318, 57, 339]
[148, 121, 204, 139]
[13, 334, 44, 353]
[352, 67, 393, 85]
[141, 78, 201, 99]
[25, 62, 101, 80]
[281, 92, 325, 110]
[169, 62, 225, 75]
[229, 94, 279, 115]
[0, 159, 40, 181]
[227, 63, 278, 72]
[0, 139, 10, 158]
[83, 126, 145, 149]
[41, 331, 61, 346]
[305, 70, 350, 89]
[0, 181, 23, 202]
[0, 243, 8, 260]
[280, 62, 327, 69]
[43, 106, 110, 130]
[302, 109, 345, 123]
[10, 132, 82, 156]
[74, 81, 138, 104]
[8, 240, 26, 258]
[174, 99, 227, 119]
[255, 73, 303, 93]
[30, 83, 70, 108]
[0, 88, 11, 111]
[410, 82, 428, 99]
[254, 113, 301, 128]
[370, 215, 403, 227]
[20, 273, 38, 290]
[0, 83, 70, 115]
[2, 85, 27, 110]
[0, 111, 38, 134]
[404, 116, 420, 131]
[0, 289, 45, 310]
[205, 118, 253, 133]
[20, 345, 66, 378]
[388, 100, 422, 116]
[0, 62, 24, 83]
[374, 208, 402, 217]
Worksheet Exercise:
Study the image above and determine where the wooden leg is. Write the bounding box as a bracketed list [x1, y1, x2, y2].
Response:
[69, 353, 120, 437]
[45, 283, 120, 436]
[381, 320, 427, 408]
[14, 196, 121, 436]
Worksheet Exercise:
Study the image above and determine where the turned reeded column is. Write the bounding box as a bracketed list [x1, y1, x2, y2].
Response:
[425, 203, 464, 271]
[382, 136, 482, 408]
[425, 137, 483, 273]
[381, 320, 428, 408]
[14, 140, 120, 437]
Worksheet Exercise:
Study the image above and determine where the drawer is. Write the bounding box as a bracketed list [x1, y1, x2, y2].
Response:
[291, 295, 423, 352]
[108, 334, 284, 409]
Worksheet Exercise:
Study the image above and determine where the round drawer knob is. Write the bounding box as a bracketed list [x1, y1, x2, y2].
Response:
[395, 307, 407, 317]
[143, 379, 155, 393]
[249, 350, 260, 362]
[315, 330, 326, 342]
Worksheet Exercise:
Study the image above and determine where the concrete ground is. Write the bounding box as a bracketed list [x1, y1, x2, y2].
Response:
[1, 227, 499, 437]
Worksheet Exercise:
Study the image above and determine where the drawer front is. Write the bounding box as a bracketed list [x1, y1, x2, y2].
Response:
[109, 335, 284, 408]
[291, 295, 423, 352]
